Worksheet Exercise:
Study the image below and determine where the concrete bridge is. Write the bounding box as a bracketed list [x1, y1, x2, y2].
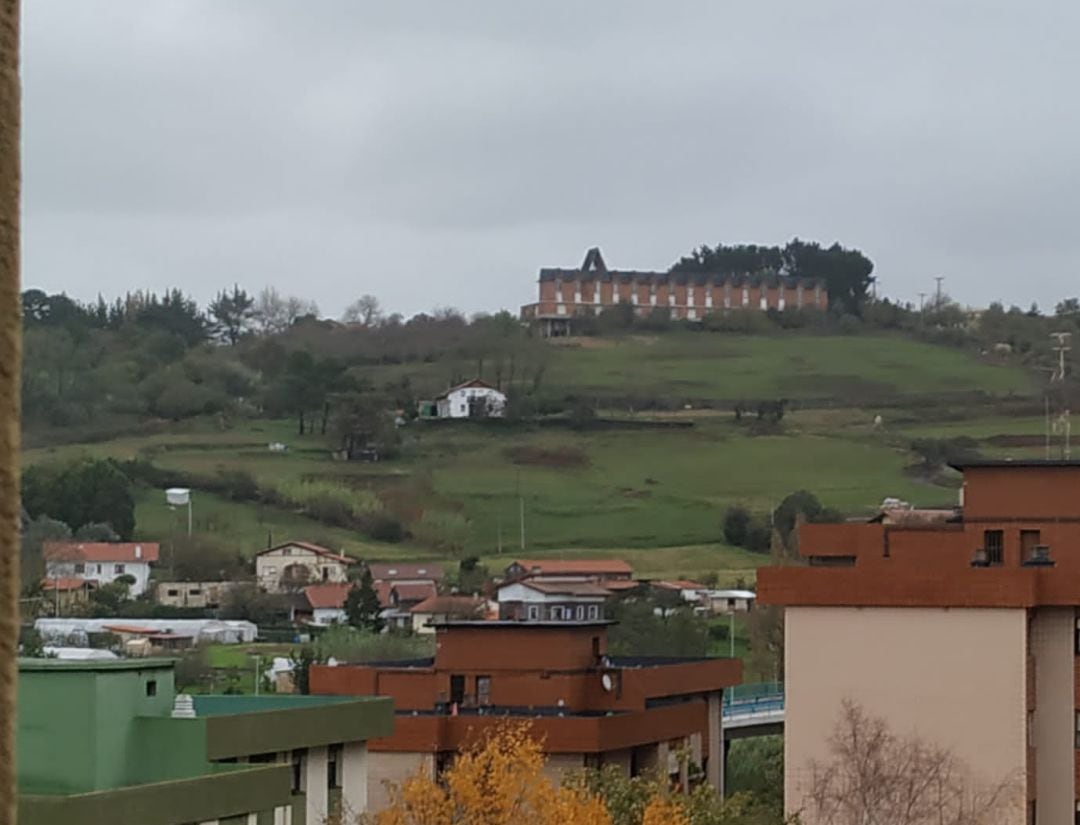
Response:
[722, 682, 784, 739]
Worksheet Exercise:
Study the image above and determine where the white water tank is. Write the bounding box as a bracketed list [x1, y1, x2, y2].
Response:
[166, 488, 190, 506]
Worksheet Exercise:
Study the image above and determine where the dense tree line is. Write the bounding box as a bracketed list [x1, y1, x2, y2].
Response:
[21, 286, 548, 441]
[670, 238, 876, 316]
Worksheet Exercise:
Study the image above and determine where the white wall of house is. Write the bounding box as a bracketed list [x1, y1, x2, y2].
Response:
[436, 387, 507, 419]
[497, 583, 604, 621]
[312, 607, 347, 625]
[47, 559, 153, 597]
[256, 546, 349, 592]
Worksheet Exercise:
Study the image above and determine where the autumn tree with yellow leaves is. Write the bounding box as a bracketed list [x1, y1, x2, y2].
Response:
[359, 724, 781, 825]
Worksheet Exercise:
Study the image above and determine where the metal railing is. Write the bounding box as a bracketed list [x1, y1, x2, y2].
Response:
[722, 682, 784, 719]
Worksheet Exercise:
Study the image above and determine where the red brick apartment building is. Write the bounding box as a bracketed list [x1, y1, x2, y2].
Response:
[758, 460, 1080, 825]
[520, 247, 828, 335]
[311, 621, 741, 811]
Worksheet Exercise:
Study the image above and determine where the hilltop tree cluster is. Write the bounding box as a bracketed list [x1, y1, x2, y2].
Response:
[670, 239, 875, 316]
[20, 286, 548, 443]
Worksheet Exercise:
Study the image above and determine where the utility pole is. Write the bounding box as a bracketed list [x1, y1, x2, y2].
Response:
[1049, 332, 1072, 459]
[918, 292, 927, 312]
[0, 3, 21, 823]
[517, 471, 526, 551]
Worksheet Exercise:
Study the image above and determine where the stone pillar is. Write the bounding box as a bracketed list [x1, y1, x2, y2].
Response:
[304, 746, 329, 825]
[707, 691, 723, 795]
[341, 742, 368, 818]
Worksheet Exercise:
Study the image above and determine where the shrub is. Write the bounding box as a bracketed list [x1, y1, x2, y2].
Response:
[362, 513, 406, 543]
[723, 505, 751, 546]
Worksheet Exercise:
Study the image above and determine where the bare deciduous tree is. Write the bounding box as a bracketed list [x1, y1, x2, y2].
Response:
[342, 294, 382, 327]
[803, 700, 1021, 825]
[253, 287, 319, 335]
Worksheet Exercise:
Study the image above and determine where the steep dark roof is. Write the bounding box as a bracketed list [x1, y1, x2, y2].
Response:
[538, 248, 826, 289]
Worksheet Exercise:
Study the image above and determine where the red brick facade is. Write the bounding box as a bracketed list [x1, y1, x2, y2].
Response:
[310, 622, 740, 794]
[520, 248, 828, 323]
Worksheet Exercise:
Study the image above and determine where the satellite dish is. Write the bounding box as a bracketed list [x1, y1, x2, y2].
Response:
[601, 673, 613, 692]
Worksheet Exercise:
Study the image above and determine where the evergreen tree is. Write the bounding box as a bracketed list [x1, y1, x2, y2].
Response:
[344, 569, 384, 632]
[208, 284, 255, 345]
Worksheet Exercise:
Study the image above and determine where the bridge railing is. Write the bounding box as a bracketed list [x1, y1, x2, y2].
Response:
[722, 682, 784, 718]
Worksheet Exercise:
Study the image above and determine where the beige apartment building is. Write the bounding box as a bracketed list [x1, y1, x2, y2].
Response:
[759, 460, 1080, 825]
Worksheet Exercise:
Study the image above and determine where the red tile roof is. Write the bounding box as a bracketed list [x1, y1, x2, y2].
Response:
[508, 558, 633, 577]
[41, 577, 93, 592]
[515, 581, 613, 597]
[303, 582, 354, 610]
[602, 579, 643, 592]
[410, 595, 486, 617]
[257, 541, 353, 565]
[43, 542, 160, 563]
[368, 562, 445, 582]
[655, 580, 707, 591]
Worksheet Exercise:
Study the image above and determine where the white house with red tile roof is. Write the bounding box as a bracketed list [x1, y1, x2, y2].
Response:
[503, 558, 633, 583]
[434, 379, 506, 419]
[301, 582, 355, 625]
[43, 542, 160, 597]
[497, 579, 611, 622]
[255, 541, 355, 593]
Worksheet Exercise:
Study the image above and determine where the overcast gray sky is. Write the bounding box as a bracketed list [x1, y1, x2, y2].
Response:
[21, 1, 1080, 317]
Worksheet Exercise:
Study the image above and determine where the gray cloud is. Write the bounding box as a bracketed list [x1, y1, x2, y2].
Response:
[22, 0, 1080, 316]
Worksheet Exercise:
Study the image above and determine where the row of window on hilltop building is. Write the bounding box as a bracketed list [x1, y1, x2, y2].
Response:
[538, 281, 826, 319]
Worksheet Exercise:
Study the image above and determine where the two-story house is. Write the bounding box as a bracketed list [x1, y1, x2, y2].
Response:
[498, 558, 634, 622]
[255, 541, 355, 593]
[43, 542, 160, 598]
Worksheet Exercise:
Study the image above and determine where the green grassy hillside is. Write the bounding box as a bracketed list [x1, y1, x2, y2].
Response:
[22, 332, 1048, 581]
[366, 332, 1034, 404]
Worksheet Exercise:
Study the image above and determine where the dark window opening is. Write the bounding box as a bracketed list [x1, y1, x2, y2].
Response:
[291, 750, 304, 793]
[328, 744, 342, 789]
[808, 555, 855, 567]
[1020, 530, 1041, 562]
[450, 674, 465, 706]
[984, 531, 1004, 565]
[145, 680, 157, 697]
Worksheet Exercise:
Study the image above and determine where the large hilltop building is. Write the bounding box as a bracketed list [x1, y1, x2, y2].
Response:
[758, 460, 1080, 825]
[520, 247, 828, 336]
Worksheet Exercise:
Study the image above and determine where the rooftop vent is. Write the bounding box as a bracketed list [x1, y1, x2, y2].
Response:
[171, 694, 195, 719]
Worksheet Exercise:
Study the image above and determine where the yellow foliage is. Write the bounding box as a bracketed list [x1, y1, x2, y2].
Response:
[641, 797, 690, 825]
[369, 723, 613, 825]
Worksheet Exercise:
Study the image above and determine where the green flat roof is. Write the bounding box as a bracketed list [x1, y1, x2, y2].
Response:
[191, 694, 367, 716]
[18, 658, 177, 672]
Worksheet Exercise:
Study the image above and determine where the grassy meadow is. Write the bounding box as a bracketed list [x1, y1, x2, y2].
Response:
[22, 332, 1049, 581]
